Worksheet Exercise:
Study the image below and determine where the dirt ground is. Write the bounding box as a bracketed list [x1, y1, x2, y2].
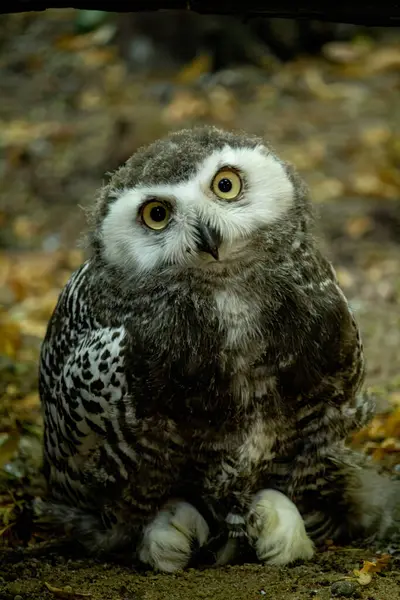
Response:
[0, 9, 399, 600]
[0, 546, 399, 600]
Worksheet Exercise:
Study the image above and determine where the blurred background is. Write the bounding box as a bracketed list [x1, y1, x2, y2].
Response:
[0, 8, 399, 550]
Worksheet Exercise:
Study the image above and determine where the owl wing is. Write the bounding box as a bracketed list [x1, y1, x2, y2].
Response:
[39, 265, 133, 505]
[291, 282, 370, 448]
[286, 291, 379, 542]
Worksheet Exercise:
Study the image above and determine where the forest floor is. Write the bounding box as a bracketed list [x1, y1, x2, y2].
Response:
[0, 9, 399, 600]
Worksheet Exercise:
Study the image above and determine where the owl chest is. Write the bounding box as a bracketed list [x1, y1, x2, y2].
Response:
[214, 289, 270, 404]
[214, 289, 259, 351]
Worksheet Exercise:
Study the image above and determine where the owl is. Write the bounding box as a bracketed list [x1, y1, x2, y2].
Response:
[38, 125, 398, 572]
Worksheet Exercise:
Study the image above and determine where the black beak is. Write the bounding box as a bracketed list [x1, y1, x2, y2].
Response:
[196, 223, 221, 261]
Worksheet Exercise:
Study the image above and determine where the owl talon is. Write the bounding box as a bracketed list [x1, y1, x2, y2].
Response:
[139, 500, 209, 573]
[247, 489, 314, 565]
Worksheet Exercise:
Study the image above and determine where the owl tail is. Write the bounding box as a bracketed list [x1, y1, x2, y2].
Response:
[33, 497, 131, 555]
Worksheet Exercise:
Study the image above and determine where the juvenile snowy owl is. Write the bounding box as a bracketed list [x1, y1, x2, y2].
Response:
[39, 126, 397, 572]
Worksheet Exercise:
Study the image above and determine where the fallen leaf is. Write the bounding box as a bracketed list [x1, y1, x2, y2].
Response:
[353, 554, 391, 585]
[176, 52, 212, 84]
[360, 126, 391, 147]
[353, 570, 372, 585]
[18, 392, 40, 412]
[12, 216, 38, 241]
[163, 90, 208, 123]
[45, 582, 92, 598]
[303, 68, 338, 100]
[367, 47, 400, 73]
[322, 41, 370, 64]
[345, 216, 374, 240]
[80, 48, 116, 68]
[0, 316, 21, 358]
[312, 178, 344, 202]
[208, 86, 236, 123]
[381, 409, 400, 438]
[363, 554, 391, 573]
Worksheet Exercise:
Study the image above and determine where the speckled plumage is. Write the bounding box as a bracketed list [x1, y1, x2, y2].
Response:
[39, 126, 398, 571]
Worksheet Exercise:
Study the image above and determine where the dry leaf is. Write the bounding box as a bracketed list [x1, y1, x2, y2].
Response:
[353, 570, 372, 585]
[367, 47, 400, 73]
[176, 52, 212, 84]
[79, 48, 116, 68]
[312, 178, 344, 202]
[12, 216, 38, 241]
[0, 316, 21, 358]
[208, 86, 236, 124]
[353, 554, 391, 585]
[345, 216, 374, 240]
[366, 554, 391, 572]
[18, 392, 40, 411]
[322, 41, 369, 64]
[45, 582, 91, 598]
[381, 409, 400, 438]
[163, 91, 208, 123]
[360, 126, 391, 147]
[303, 68, 338, 100]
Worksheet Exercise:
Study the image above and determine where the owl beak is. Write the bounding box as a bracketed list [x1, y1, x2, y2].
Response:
[196, 223, 221, 261]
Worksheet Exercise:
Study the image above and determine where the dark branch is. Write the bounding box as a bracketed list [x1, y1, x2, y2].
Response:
[1, 1, 400, 26]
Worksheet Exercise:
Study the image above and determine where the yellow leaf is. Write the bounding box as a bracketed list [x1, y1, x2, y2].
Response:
[354, 571, 372, 586]
[176, 53, 212, 84]
[381, 409, 400, 438]
[303, 68, 338, 100]
[13, 216, 38, 241]
[45, 582, 91, 598]
[322, 41, 369, 64]
[353, 554, 391, 585]
[163, 91, 208, 124]
[345, 216, 374, 240]
[18, 392, 40, 411]
[367, 47, 400, 73]
[361, 554, 391, 574]
[0, 318, 21, 358]
[80, 48, 116, 68]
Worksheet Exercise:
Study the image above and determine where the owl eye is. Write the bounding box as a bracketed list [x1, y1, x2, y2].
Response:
[141, 200, 171, 230]
[212, 168, 242, 201]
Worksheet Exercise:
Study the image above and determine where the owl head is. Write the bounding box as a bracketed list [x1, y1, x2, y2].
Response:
[90, 126, 312, 276]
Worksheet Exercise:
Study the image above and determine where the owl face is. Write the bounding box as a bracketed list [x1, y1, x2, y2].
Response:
[97, 127, 298, 275]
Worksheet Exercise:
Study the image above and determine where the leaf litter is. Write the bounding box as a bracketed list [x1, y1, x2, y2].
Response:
[45, 581, 92, 599]
[348, 553, 392, 586]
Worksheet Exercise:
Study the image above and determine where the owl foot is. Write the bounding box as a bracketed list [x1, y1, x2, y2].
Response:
[247, 489, 314, 565]
[139, 500, 209, 573]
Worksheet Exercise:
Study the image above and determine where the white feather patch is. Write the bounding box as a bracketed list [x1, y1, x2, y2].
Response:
[101, 145, 294, 274]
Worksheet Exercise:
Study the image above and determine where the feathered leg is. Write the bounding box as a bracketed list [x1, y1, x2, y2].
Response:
[290, 448, 399, 545]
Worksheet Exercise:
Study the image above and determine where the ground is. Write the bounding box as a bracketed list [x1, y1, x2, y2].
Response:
[0, 9, 399, 600]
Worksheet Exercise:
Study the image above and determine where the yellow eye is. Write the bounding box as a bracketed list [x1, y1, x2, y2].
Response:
[141, 201, 170, 230]
[212, 169, 242, 201]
